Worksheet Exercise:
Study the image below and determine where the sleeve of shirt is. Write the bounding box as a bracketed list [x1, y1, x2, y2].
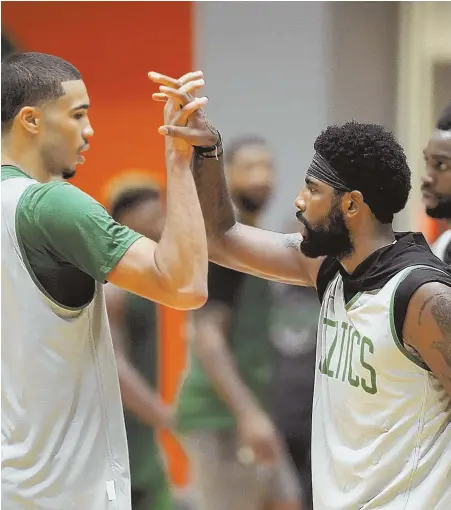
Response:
[17, 181, 143, 282]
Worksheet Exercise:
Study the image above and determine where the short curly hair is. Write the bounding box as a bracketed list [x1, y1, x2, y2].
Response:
[313, 121, 411, 224]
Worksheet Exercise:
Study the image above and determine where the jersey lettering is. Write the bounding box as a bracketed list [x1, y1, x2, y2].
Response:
[319, 317, 378, 394]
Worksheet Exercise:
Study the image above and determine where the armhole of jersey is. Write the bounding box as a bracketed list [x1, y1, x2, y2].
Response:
[389, 265, 451, 372]
[15, 187, 90, 315]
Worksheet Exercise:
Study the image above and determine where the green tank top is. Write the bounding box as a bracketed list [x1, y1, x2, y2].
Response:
[122, 293, 167, 490]
[176, 274, 272, 432]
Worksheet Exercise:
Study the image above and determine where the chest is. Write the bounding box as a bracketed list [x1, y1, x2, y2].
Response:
[317, 277, 402, 399]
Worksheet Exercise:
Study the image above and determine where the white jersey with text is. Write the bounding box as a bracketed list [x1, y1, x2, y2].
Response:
[312, 265, 451, 509]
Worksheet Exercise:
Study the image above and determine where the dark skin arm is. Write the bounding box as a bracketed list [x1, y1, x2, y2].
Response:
[149, 72, 324, 288]
[192, 151, 323, 286]
[105, 284, 174, 429]
[403, 282, 451, 396]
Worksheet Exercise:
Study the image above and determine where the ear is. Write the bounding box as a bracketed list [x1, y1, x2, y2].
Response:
[343, 190, 364, 218]
[17, 106, 41, 135]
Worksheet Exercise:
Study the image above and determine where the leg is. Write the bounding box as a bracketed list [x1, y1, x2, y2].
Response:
[285, 435, 313, 510]
[266, 441, 304, 510]
[184, 429, 268, 510]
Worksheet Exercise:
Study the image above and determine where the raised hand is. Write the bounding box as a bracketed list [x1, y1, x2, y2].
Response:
[149, 71, 220, 149]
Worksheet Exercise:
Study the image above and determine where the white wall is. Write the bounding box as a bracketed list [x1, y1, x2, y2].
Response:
[194, 1, 399, 230]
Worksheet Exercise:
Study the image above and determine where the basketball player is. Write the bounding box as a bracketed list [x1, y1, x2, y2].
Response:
[150, 71, 451, 509]
[1, 53, 213, 509]
[422, 103, 451, 263]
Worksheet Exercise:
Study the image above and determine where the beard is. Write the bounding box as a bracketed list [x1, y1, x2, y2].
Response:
[297, 202, 353, 259]
[61, 168, 76, 180]
[425, 196, 451, 220]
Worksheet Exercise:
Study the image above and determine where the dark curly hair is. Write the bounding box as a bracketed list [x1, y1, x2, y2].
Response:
[436, 103, 451, 131]
[313, 121, 411, 224]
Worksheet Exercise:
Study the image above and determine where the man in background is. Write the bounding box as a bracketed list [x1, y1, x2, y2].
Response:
[422, 102, 451, 263]
[176, 136, 302, 510]
[268, 218, 320, 510]
[105, 177, 174, 510]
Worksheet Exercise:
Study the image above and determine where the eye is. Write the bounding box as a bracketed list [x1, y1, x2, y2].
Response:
[73, 111, 85, 120]
[435, 161, 448, 172]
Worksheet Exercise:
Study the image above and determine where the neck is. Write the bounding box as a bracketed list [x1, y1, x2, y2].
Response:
[339, 223, 395, 274]
[1, 140, 51, 183]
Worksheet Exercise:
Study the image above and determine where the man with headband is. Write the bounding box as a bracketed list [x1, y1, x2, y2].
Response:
[149, 70, 451, 509]
[422, 103, 451, 264]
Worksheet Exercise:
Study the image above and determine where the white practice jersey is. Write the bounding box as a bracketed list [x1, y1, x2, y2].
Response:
[312, 265, 451, 509]
[1, 176, 131, 509]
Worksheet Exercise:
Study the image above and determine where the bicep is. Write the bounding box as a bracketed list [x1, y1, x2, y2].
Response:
[210, 223, 323, 287]
[404, 282, 451, 396]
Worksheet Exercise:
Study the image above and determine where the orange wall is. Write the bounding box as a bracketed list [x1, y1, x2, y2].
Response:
[2, 1, 191, 486]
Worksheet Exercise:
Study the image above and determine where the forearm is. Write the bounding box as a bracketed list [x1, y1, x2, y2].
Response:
[191, 149, 236, 241]
[193, 328, 262, 419]
[116, 355, 173, 428]
[155, 151, 208, 298]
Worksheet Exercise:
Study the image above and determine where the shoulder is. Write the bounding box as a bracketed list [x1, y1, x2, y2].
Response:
[404, 281, 451, 348]
[403, 281, 451, 393]
[18, 180, 103, 231]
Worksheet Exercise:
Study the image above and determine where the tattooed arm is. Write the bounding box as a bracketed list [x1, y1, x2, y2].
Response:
[403, 282, 451, 395]
[191, 150, 323, 287]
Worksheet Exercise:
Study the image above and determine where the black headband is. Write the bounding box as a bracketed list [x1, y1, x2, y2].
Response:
[306, 153, 352, 193]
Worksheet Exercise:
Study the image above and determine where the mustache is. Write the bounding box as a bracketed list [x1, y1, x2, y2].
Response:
[296, 210, 308, 227]
[421, 185, 446, 201]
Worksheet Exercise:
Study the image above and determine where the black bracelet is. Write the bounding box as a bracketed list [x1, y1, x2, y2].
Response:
[194, 132, 223, 159]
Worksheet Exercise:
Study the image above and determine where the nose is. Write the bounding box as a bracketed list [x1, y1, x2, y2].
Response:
[84, 123, 94, 139]
[294, 194, 306, 212]
[421, 168, 435, 188]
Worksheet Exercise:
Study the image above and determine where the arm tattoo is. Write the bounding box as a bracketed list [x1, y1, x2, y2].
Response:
[191, 152, 236, 239]
[429, 293, 451, 372]
[284, 233, 302, 252]
[418, 291, 448, 325]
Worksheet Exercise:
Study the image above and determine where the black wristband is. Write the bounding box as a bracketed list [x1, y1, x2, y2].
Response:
[194, 132, 223, 159]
